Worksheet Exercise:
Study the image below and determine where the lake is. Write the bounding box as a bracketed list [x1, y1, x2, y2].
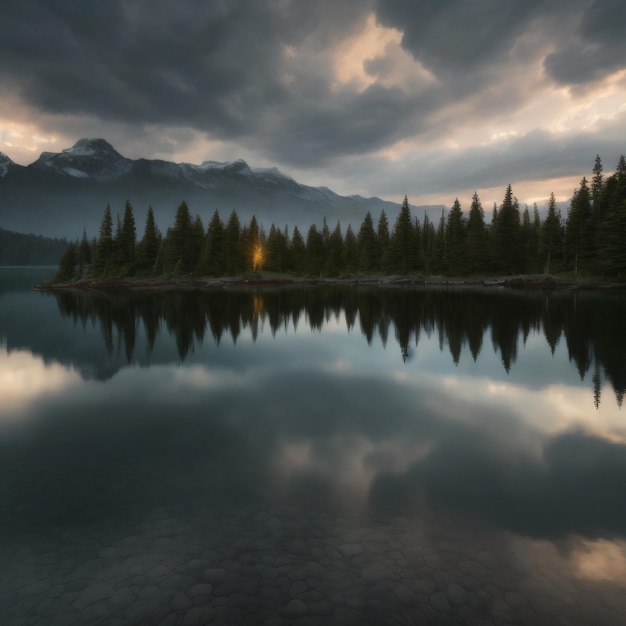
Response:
[2, 267, 626, 626]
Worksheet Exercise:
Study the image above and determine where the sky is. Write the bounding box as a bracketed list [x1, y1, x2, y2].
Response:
[1, 0, 626, 211]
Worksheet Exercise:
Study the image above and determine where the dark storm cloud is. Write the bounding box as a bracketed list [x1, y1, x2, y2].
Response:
[1, 0, 290, 131]
[1, 0, 624, 171]
[375, 0, 556, 75]
[545, 0, 626, 85]
[334, 120, 626, 201]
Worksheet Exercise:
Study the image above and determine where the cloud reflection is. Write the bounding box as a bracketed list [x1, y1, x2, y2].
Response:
[0, 346, 80, 415]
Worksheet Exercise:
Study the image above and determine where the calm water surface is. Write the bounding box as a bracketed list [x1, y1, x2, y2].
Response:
[2, 267, 626, 625]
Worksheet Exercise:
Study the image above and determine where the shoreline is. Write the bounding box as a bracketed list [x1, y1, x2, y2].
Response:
[34, 274, 626, 292]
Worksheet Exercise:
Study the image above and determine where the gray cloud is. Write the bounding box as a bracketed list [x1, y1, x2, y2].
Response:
[1, 0, 624, 199]
[544, 0, 626, 85]
[326, 118, 626, 204]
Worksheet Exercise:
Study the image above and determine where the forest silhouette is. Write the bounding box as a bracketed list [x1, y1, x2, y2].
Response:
[53, 154, 626, 282]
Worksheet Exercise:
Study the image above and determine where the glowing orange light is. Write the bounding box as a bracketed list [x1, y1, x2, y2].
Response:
[253, 243, 264, 271]
[253, 295, 264, 317]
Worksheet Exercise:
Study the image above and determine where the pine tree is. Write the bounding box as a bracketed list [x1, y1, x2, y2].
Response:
[326, 222, 344, 276]
[202, 211, 226, 276]
[377, 209, 390, 270]
[305, 224, 325, 276]
[357, 211, 378, 273]
[444, 198, 465, 276]
[54, 241, 78, 282]
[492, 184, 521, 274]
[591, 154, 604, 230]
[290, 226, 306, 274]
[344, 225, 358, 275]
[164, 201, 193, 273]
[520, 205, 534, 273]
[137, 206, 161, 273]
[94, 204, 113, 276]
[387, 196, 416, 274]
[598, 156, 626, 276]
[119, 200, 136, 275]
[265, 223, 289, 273]
[422, 212, 435, 271]
[566, 177, 593, 276]
[540, 193, 563, 273]
[241, 215, 261, 272]
[465, 192, 487, 275]
[224, 210, 244, 275]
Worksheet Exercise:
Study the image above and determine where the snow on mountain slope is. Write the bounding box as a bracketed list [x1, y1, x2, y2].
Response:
[0, 138, 405, 238]
[32, 138, 133, 180]
[0, 152, 14, 178]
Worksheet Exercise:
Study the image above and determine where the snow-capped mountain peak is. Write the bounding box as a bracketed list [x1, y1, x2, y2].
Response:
[33, 138, 131, 180]
[63, 138, 122, 159]
[0, 152, 14, 178]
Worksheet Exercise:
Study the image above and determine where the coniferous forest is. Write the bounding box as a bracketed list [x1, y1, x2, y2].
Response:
[54, 154, 626, 282]
[0, 228, 68, 266]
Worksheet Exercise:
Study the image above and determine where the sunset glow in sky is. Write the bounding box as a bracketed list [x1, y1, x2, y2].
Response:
[1, 1, 625, 210]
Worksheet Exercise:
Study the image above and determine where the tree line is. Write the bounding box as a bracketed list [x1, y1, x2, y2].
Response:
[54, 153, 626, 282]
[0, 227, 68, 266]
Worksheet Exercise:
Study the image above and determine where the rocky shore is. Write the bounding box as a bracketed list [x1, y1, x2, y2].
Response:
[34, 274, 624, 292]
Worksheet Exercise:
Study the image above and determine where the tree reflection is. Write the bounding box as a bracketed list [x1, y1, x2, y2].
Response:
[53, 287, 626, 407]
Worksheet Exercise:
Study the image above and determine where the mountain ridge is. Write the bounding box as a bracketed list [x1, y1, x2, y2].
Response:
[0, 139, 443, 239]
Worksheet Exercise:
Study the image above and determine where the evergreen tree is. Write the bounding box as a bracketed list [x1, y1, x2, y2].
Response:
[465, 192, 487, 275]
[520, 205, 534, 273]
[444, 198, 465, 275]
[591, 154, 604, 229]
[94, 204, 113, 276]
[241, 215, 261, 272]
[377, 209, 390, 270]
[119, 200, 136, 275]
[492, 184, 521, 274]
[598, 156, 626, 275]
[202, 211, 226, 276]
[188, 215, 205, 274]
[422, 212, 435, 271]
[164, 201, 193, 273]
[566, 177, 593, 276]
[598, 198, 626, 276]
[54, 241, 78, 282]
[387, 196, 416, 274]
[224, 210, 244, 275]
[431, 209, 446, 274]
[290, 226, 306, 274]
[413, 216, 423, 270]
[321, 217, 330, 252]
[305, 224, 324, 276]
[137, 206, 161, 273]
[112, 213, 123, 272]
[539, 193, 563, 273]
[326, 222, 344, 276]
[357, 211, 378, 273]
[344, 225, 358, 275]
[265, 223, 289, 273]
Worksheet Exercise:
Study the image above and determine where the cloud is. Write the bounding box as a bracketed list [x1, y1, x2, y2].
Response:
[1, 0, 625, 205]
[544, 0, 626, 86]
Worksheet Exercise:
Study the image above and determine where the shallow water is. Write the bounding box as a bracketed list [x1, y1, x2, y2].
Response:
[1, 268, 626, 625]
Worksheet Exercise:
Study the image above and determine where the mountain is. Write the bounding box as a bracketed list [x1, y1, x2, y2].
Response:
[0, 139, 442, 239]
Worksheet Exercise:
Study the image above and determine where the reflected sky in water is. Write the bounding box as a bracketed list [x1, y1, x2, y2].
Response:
[2, 268, 626, 625]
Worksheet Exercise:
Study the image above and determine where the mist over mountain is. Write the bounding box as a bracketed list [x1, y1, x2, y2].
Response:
[0, 139, 442, 239]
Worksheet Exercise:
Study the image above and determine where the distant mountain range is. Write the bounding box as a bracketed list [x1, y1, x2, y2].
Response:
[0, 138, 442, 239]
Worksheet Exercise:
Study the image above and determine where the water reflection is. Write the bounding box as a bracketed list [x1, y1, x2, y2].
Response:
[52, 287, 626, 406]
[3, 279, 626, 625]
